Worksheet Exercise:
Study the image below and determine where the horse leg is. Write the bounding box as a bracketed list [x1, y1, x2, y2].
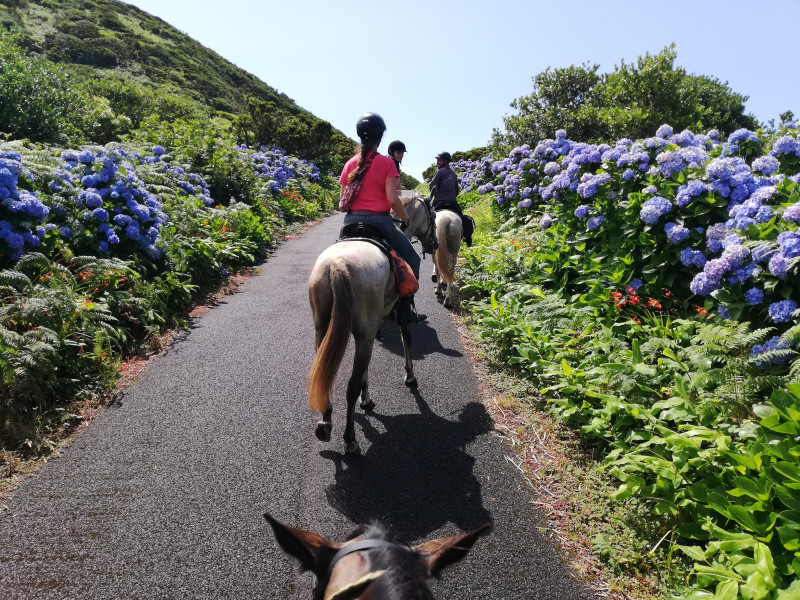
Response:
[343, 337, 373, 454]
[443, 283, 453, 308]
[315, 407, 332, 441]
[431, 262, 438, 283]
[400, 323, 417, 388]
[359, 368, 374, 411]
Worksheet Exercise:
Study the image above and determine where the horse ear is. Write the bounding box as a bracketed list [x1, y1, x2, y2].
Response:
[413, 522, 491, 578]
[264, 512, 342, 574]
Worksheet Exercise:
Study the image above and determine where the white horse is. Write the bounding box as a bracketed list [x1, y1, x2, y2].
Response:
[431, 209, 463, 308]
[307, 196, 436, 454]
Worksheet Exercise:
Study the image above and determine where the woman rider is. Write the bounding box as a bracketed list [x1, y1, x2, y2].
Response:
[339, 113, 426, 324]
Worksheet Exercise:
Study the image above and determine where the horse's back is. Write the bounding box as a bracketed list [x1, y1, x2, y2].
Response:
[309, 241, 396, 330]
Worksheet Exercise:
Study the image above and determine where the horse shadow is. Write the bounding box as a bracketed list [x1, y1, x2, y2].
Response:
[320, 391, 492, 540]
[377, 319, 462, 360]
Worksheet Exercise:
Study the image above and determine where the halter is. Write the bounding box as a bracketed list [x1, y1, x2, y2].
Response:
[312, 539, 399, 600]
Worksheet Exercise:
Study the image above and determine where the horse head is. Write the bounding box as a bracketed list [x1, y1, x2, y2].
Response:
[265, 513, 490, 600]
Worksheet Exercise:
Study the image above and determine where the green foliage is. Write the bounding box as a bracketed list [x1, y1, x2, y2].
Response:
[0, 33, 88, 144]
[459, 191, 800, 597]
[497, 45, 760, 147]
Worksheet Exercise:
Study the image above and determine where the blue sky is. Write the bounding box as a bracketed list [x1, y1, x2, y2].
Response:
[123, 0, 799, 180]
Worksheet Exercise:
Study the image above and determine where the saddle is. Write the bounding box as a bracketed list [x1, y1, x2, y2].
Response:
[337, 221, 419, 297]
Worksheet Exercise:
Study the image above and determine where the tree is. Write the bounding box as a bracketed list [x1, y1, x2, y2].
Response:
[498, 45, 760, 147]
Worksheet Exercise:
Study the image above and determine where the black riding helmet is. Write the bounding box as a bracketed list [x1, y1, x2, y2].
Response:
[356, 113, 386, 143]
[436, 151, 452, 162]
[388, 140, 407, 154]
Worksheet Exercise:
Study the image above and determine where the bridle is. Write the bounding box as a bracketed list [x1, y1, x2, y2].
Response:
[312, 538, 400, 600]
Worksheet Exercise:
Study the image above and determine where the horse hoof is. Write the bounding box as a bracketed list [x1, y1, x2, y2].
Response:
[344, 440, 361, 455]
[360, 399, 375, 411]
[315, 422, 332, 442]
[405, 375, 418, 388]
[431, 274, 438, 283]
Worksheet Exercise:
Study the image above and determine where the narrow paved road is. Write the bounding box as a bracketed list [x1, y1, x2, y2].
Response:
[0, 214, 590, 599]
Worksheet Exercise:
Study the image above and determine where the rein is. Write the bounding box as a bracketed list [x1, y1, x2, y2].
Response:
[313, 539, 399, 600]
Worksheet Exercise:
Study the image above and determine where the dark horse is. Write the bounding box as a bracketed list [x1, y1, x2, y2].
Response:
[265, 512, 489, 600]
[307, 195, 436, 454]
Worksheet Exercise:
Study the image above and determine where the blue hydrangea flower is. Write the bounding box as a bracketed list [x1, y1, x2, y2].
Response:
[664, 222, 689, 243]
[717, 305, 731, 319]
[540, 214, 553, 230]
[587, 216, 605, 231]
[778, 231, 800, 258]
[627, 278, 643, 291]
[745, 288, 764, 305]
[690, 273, 718, 296]
[751, 156, 780, 175]
[574, 205, 590, 219]
[655, 124, 673, 138]
[768, 299, 798, 323]
[640, 196, 672, 224]
[728, 129, 758, 144]
[751, 336, 793, 367]
[680, 247, 707, 268]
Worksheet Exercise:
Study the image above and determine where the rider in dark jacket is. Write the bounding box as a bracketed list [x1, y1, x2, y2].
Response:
[429, 152, 474, 246]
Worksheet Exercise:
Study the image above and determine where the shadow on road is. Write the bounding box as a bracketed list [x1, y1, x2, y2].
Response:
[377, 319, 463, 360]
[320, 390, 492, 540]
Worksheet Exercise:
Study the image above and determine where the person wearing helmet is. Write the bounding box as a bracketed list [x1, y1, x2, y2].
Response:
[387, 140, 407, 193]
[429, 152, 474, 246]
[339, 113, 426, 323]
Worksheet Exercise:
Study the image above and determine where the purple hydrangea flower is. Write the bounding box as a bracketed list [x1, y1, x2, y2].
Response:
[783, 203, 800, 223]
[751, 336, 793, 367]
[769, 253, 789, 279]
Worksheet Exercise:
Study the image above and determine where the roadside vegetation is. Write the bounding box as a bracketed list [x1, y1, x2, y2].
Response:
[2, 1, 798, 597]
[454, 118, 800, 598]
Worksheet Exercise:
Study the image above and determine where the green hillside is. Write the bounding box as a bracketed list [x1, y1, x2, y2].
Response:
[0, 0, 356, 172]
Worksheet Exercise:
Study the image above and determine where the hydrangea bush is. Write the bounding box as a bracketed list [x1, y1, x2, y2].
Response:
[456, 121, 800, 366]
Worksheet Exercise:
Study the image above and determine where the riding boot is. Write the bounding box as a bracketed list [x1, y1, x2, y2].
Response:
[397, 295, 427, 325]
[462, 215, 474, 247]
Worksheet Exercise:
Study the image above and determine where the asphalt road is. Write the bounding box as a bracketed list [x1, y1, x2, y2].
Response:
[0, 214, 591, 599]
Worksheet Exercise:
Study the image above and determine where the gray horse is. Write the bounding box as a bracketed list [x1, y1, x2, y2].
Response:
[307, 196, 435, 454]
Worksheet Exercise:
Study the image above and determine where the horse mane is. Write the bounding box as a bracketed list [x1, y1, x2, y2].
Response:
[357, 525, 434, 600]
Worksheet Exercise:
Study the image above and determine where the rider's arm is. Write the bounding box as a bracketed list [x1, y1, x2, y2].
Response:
[386, 177, 408, 225]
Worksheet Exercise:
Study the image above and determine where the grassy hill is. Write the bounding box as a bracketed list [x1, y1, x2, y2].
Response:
[0, 0, 356, 171]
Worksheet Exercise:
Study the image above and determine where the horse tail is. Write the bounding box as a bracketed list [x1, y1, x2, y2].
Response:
[308, 263, 353, 414]
[434, 218, 457, 284]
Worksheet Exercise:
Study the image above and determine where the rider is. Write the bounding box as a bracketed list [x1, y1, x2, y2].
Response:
[387, 140, 407, 194]
[429, 151, 474, 247]
[340, 114, 426, 324]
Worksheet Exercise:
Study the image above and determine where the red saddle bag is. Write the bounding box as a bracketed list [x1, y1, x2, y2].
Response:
[389, 250, 419, 297]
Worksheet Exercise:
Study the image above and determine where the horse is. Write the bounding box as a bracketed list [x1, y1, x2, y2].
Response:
[307, 195, 437, 454]
[265, 512, 490, 600]
[430, 209, 463, 308]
